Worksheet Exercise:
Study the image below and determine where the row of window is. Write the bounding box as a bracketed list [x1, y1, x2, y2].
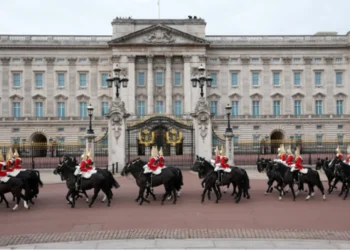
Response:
[11, 58, 109, 64]
[208, 99, 345, 116]
[208, 57, 345, 64]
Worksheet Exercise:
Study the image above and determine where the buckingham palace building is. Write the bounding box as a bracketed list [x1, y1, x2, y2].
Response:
[0, 17, 349, 153]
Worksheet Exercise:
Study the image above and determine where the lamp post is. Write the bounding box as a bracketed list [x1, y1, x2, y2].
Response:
[224, 103, 234, 165]
[191, 65, 213, 97]
[107, 65, 129, 99]
[87, 103, 94, 135]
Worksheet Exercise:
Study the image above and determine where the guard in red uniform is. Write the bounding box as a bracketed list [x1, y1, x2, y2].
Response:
[157, 147, 165, 168]
[211, 146, 221, 167]
[214, 147, 231, 185]
[12, 149, 23, 170]
[345, 146, 350, 165]
[85, 149, 94, 170]
[336, 146, 343, 161]
[143, 146, 160, 187]
[279, 145, 287, 162]
[0, 151, 7, 180]
[5, 148, 14, 173]
[75, 150, 87, 190]
[286, 146, 294, 166]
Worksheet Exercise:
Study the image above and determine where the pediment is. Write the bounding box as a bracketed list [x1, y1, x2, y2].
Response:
[9, 94, 23, 101]
[228, 93, 242, 100]
[135, 93, 148, 100]
[207, 93, 221, 100]
[250, 93, 263, 99]
[76, 94, 90, 101]
[98, 94, 112, 101]
[334, 92, 347, 99]
[292, 92, 305, 99]
[270, 92, 284, 99]
[312, 92, 326, 98]
[54, 94, 68, 100]
[108, 24, 210, 46]
[172, 93, 183, 99]
[32, 94, 46, 100]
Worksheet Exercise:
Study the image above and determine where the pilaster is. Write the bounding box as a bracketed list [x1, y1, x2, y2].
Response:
[89, 57, 99, 99]
[183, 55, 192, 115]
[68, 58, 77, 116]
[1, 57, 11, 116]
[303, 57, 313, 114]
[147, 55, 154, 114]
[23, 57, 34, 116]
[240, 56, 250, 114]
[165, 55, 172, 114]
[127, 55, 136, 115]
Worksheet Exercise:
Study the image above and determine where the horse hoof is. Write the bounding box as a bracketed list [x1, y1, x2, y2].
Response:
[88, 205, 92, 208]
[279, 197, 282, 201]
[305, 195, 311, 200]
[311, 192, 315, 197]
[107, 204, 111, 207]
[247, 195, 251, 199]
[264, 192, 268, 195]
[323, 195, 326, 200]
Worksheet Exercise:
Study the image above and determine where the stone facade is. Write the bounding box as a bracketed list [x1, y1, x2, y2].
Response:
[0, 17, 349, 146]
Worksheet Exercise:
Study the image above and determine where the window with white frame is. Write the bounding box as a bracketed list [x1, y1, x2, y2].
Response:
[314, 58, 321, 62]
[233, 135, 239, 147]
[337, 134, 344, 145]
[174, 100, 182, 117]
[101, 102, 109, 116]
[174, 72, 181, 86]
[273, 100, 280, 115]
[79, 102, 87, 117]
[338, 125, 343, 129]
[315, 100, 323, 115]
[316, 134, 323, 146]
[57, 102, 65, 117]
[251, 58, 259, 63]
[232, 101, 239, 116]
[336, 72, 343, 85]
[315, 72, 322, 86]
[80, 137, 86, 144]
[210, 73, 217, 86]
[137, 101, 146, 116]
[231, 72, 238, 87]
[155, 101, 164, 113]
[79, 73, 87, 87]
[58, 73, 65, 87]
[253, 135, 260, 147]
[35, 102, 43, 117]
[252, 72, 259, 86]
[210, 101, 218, 116]
[335, 57, 343, 62]
[138, 72, 145, 86]
[294, 100, 302, 115]
[294, 72, 301, 86]
[13, 102, 21, 117]
[252, 101, 260, 116]
[13, 73, 21, 87]
[273, 58, 280, 63]
[101, 73, 108, 87]
[295, 134, 302, 141]
[35, 73, 43, 87]
[156, 72, 163, 86]
[336, 100, 343, 115]
[273, 72, 280, 86]
[293, 58, 301, 62]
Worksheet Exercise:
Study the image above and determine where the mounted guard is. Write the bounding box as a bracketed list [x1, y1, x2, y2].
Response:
[75, 149, 97, 190]
[285, 145, 294, 166]
[290, 146, 307, 182]
[12, 149, 23, 170]
[157, 147, 166, 169]
[211, 146, 221, 167]
[336, 145, 343, 160]
[6, 148, 25, 177]
[214, 146, 231, 185]
[85, 149, 94, 170]
[143, 146, 161, 187]
[345, 145, 350, 165]
[0, 151, 8, 183]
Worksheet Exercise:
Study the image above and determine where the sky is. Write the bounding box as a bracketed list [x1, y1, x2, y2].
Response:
[0, 0, 349, 36]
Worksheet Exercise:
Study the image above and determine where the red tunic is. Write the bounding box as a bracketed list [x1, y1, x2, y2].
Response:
[6, 160, 14, 172]
[0, 170, 7, 177]
[157, 156, 165, 168]
[337, 154, 343, 160]
[295, 156, 304, 170]
[286, 155, 294, 166]
[147, 157, 158, 171]
[79, 161, 88, 172]
[346, 155, 350, 163]
[0, 162, 5, 171]
[214, 155, 221, 164]
[13, 158, 23, 169]
[220, 157, 229, 169]
[280, 154, 287, 161]
[85, 158, 93, 170]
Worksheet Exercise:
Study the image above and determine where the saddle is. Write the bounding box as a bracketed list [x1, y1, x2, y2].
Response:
[0, 176, 10, 183]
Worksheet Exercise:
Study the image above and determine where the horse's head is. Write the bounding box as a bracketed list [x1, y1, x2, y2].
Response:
[121, 158, 142, 176]
[193, 156, 212, 179]
[256, 158, 267, 173]
[315, 158, 322, 170]
[53, 155, 76, 179]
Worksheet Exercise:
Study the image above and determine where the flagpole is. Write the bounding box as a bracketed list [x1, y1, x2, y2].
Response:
[158, 0, 160, 19]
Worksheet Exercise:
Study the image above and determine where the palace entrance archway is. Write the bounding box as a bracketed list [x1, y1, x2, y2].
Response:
[126, 116, 194, 168]
[31, 133, 47, 157]
[270, 130, 285, 154]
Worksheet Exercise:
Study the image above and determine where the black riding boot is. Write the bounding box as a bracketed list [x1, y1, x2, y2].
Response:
[298, 172, 304, 191]
[216, 171, 222, 185]
[75, 176, 81, 191]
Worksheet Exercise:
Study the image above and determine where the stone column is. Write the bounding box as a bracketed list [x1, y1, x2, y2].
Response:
[303, 57, 313, 114]
[85, 134, 96, 160]
[190, 97, 212, 161]
[23, 57, 34, 116]
[225, 130, 234, 166]
[106, 98, 130, 170]
[127, 55, 136, 115]
[89, 57, 99, 100]
[1, 57, 11, 116]
[68, 58, 77, 116]
[183, 55, 192, 115]
[282, 57, 292, 114]
[44, 57, 55, 116]
[325, 57, 334, 114]
[165, 55, 172, 114]
[261, 57, 271, 115]
[240, 56, 250, 114]
[147, 55, 154, 114]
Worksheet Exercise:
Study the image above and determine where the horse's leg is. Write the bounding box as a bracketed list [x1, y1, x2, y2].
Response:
[231, 183, 237, 197]
[1, 194, 9, 208]
[290, 183, 296, 201]
[102, 188, 111, 207]
[216, 185, 222, 199]
[172, 187, 177, 205]
[138, 186, 150, 205]
[305, 183, 313, 200]
[212, 184, 220, 203]
[88, 186, 101, 208]
[65, 190, 73, 206]
[149, 188, 157, 201]
[161, 185, 171, 205]
[235, 185, 243, 204]
[329, 177, 339, 194]
[12, 192, 22, 211]
[316, 179, 326, 200]
[224, 183, 229, 194]
[207, 187, 211, 200]
[81, 190, 89, 203]
[265, 179, 273, 195]
[145, 187, 150, 199]
[343, 183, 349, 200]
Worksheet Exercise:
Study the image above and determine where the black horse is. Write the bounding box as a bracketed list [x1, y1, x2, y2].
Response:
[315, 157, 337, 193]
[327, 156, 345, 194]
[54, 156, 119, 208]
[0, 177, 30, 211]
[333, 161, 350, 200]
[121, 158, 182, 205]
[192, 156, 250, 204]
[256, 158, 282, 195]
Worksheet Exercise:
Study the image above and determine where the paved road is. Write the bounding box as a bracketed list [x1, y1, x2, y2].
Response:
[0, 171, 348, 246]
[6, 238, 350, 249]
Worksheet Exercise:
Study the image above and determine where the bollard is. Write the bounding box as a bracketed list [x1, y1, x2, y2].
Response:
[116, 162, 118, 173]
[112, 163, 115, 174]
[308, 153, 312, 165]
[106, 164, 108, 171]
[32, 159, 35, 170]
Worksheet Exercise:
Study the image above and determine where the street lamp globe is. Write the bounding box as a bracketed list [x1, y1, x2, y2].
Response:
[206, 74, 213, 87]
[107, 75, 114, 88]
[191, 76, 198, 87]
[87, 103, 94, 116]
[121, 76, 129, 88]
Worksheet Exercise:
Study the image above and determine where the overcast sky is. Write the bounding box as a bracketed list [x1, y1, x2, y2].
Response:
[0, 0, 349, 36]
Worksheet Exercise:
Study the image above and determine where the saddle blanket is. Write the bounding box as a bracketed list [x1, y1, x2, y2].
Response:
[214, 165, 232, 173]
[143, 165, 162, 175]
[0, 176, 10, 183]
[81, 170, 97, 179]
[290, 166, 308, 174]
[7, 169, 24, 177]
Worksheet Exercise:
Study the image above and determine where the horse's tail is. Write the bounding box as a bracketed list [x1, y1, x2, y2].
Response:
[242, 169, 250, 190]
[177, 168, 183, 186]
[314, 170, 324, 191]
[34, 170, 44, 187]
[108, 171, 120, 189]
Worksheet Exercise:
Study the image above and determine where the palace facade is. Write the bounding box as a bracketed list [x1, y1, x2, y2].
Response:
[0, 17, 349, 150]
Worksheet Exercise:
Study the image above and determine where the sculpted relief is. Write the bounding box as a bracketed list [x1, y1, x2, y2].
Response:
[111, 115, 122, 142]
[143, 30, 175, 44]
